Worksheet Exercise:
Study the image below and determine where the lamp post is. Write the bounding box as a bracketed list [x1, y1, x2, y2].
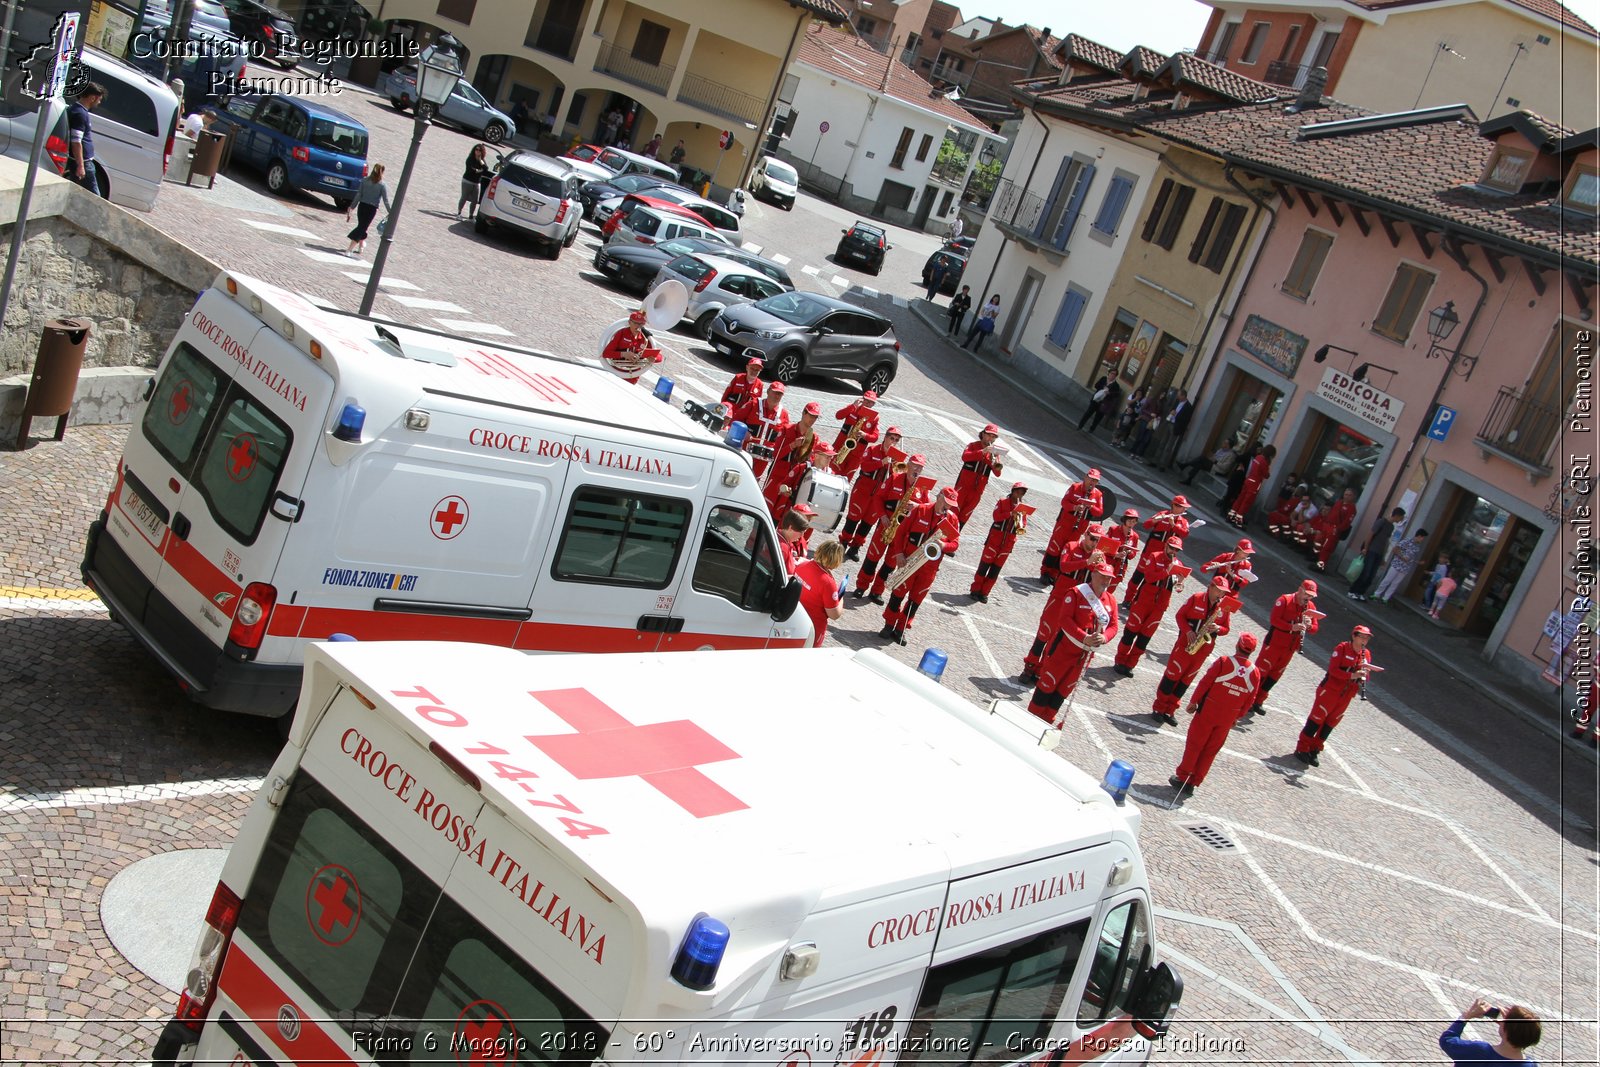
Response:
[1423, 299, 1479, 378]
[359, 33, 462, 317]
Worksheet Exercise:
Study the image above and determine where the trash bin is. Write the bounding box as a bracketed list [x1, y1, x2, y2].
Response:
[16, 317, 91, 448]
[190, 130, 226, 186]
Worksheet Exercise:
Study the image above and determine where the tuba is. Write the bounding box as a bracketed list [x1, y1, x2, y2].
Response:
[885, 541, 942, 591]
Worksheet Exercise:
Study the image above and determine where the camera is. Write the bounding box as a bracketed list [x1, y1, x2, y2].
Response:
[1484, 1007, 1502, 1019]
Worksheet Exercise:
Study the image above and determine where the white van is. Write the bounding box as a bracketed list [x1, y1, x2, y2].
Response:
[151, 641, 1183, 1067]
[81, 273, 811, 720]
[750, 155, 799, 210]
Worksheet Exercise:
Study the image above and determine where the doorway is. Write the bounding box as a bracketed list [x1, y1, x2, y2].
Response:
[1431, 490, 1540, 634]
[1001, 270, 1044, 354]
[913, 184, 937, 228]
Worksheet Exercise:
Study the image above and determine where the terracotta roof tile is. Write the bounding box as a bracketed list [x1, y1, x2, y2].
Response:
[787, 0, 849, 25]
[1157, 52, 1280, 103]
[1022, 26, 1065, 70]
[1354, 0, 1597, 37]
[1057, 33, 1123, 74]
[1120, 46, 1169, 77]
[796, 25, 991, 132]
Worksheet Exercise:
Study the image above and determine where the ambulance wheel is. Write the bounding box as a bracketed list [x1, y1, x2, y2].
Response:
[266, 160, 289, 195]
[864, 362, 894, 396]
[768, 349, 802, 383]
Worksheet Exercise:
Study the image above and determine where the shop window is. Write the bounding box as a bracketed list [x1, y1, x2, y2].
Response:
[891, 127, 914, 169]
[1241, 22, 1270, 64]
[1282, 229, 1334, 299]
[1480, 146, 1534, 193]
[1102, 308, 1140, 380]
[1140, 178, 1195, 251]
[1562, 164, 1599, 212]
[1435, 492, 1538, 634]
[1371, 263, 1434, 342]
[631, 20, 670, 65]
[1298, 419, 1379, 511]
[1188, 197, 1249, 272]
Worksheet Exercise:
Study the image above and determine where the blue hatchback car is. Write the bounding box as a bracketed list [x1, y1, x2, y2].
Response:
[206, 93, 368, 207]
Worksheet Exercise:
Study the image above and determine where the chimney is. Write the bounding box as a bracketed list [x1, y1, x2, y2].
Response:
[1297, 66, 1328, 108]
[1041, 26, 1051, 40]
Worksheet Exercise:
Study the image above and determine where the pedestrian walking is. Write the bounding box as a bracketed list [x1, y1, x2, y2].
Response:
[948, 215, 964, 241]
[963, 295, 1000, 351]
[1078, 375, 1111, 431]
[1218, 443, 1257, 514]
[1439, 998, 1541, 1065]
[1372, 528, 1428, 603]
[458, 143, 490, 219]
[1025, 564, 1119, 726]
[1170, 633, 1261, 797]
[1348, 507, 1407, 600]
[1247, 579, 1322, 716]
[345, 163, 390, 256]
[1293, 624, 1376, 766]
[947, 285, 971, 335]
[1151, 577, 1236, 726]
[795, 538, 846, 647]
[923, 256, 948, 301]
[66, 82, 108, 196]
[970, 482, 1030, 602]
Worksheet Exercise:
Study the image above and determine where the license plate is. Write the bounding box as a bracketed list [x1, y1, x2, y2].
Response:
[121, 481, 165, 543]
[510, 193, 541, 212]
[324, 176, 350, 187]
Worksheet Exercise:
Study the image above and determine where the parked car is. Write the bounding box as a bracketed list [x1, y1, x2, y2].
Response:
[945, 234, 976, 255]
[749, 155, 798, 209]
[219, 0, 299, 66]
[475, 150, 584, 258]
[921, 249, 967, 295]
[651, 254, 792, 337]
[135, 0, 235, 41]
[707, 291, 899, 394]
[384, 66, 513, 144]
[0, 48, 180, 212]
[593, 236, 792, 294]
[204, 92, 367, 207]
[601, 193, 713, 240]
[645, 185, 743, 245]
[835, 220, 890, 274]
[580, 171, 670, 222]
[126, 25, 249, 104]
[606, 204, 728, 251]
[594, 145, 679, 183]
[564, 143, 605, 164]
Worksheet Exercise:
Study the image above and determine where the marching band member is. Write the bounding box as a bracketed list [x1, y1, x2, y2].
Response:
[1311, 487, 1359, 571]
[840, 427, 902, 562]
[720, 356, 764, 411]
[600, 310, 663, 384]
[1248, 579, 1322, 716]
[1127, 495, 1191, 606]
[831, 390, 880, 478]
[852, 455, 930, 604]
[1112, 536, 1186, 675]
[1041, 468, 1104, 584]
[969, 482, 1030, 602]
[770, 438, 836, 519]
[881, 487, 961, 645]
[1098, 508, 1142, 591]
[1294, 624, 1376, 767]
[1228, 443, 1276, 526]
[1151, 577, 1236, 726]
[953, 424, 1004, 528]
[1202, 538, 1256, 593]
[762, 402, 823, 512]
[1020, 524, 1106, 684]
[734, 381, 789, 478]
[1025, 563, 1119, 726]
[1170, 633, 1262, 796]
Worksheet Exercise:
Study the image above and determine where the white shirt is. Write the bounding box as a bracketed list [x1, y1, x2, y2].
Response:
[182, 113, 207, 138]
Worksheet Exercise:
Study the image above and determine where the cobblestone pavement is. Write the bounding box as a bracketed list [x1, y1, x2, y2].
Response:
[0, 71, 1596, 1066]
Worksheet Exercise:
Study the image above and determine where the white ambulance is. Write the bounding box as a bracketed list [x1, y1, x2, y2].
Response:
[82, 274, 811, 720]
[152, 642, 1183, 1067]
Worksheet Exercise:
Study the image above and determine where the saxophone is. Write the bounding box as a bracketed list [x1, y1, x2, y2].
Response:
[834, 417, 866, 471]
[1185, 597, 1226, 655]
[879, 479, 917, 545]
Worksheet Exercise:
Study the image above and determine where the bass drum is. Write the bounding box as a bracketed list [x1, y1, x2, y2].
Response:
[794, 468, 851, 534]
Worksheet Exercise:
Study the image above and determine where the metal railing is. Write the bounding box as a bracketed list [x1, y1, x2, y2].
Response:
[1193, 48, 1228, 64]
[525, 18, 580, 60]
[992, 178, 1047, 236]
[1264, 60, 1313, 88]
[594, 39, 675, 95]
[1475, 386, 1559, 471]
[676, 72, 766, 125]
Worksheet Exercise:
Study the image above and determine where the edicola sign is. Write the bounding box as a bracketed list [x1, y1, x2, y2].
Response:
[1314, 367, 1405, 433]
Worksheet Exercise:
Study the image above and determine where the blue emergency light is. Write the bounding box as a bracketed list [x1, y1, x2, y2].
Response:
[1100, 760, 1135, 806]
[917, 648, 948, 682]
[725, 421, 750, 449]
[333, 401, 366, 442]
[328, 633, 357, 642]
[670, 914, 730, 991]
[653, 377, 675, 402]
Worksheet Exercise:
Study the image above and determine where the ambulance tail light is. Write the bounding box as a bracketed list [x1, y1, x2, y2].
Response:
[228, 583, 277, 650]
[174, 881, 242, 1030]
[670, 914, 729, 991]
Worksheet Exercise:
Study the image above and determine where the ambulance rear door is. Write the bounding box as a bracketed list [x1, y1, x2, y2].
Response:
[113, 297, 334, 655]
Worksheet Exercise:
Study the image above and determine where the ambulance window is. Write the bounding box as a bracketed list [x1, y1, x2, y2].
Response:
[1076, 900, 1150, 1026]
[693, 506, 782, 610]
[391, 891, 607, 1065]
[237, 774, 441, 1033]
[902, 920, 1089, 1065]
[141, 344, 226, 471]
[553, 487, 689, 588]
[190, 390, 292, 543]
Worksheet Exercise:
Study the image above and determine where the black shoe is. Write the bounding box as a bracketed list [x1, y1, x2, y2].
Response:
[1249, 704, 1264, 717]
[1293, 751, 1311, 765]
[894, 631, 908, 646]
[869, 594, 885, 606]
[1151, 712, 1167, 725]
[1113, 664, 1133, 677]
[852, 589, 868, 600]
[1163, 714, 1179, 727]
[879, 625, 895, 639]
[844, 547, 861, 562]
[1019, 671, 1037, 686]
[1168, 774, 1185, 789]
[970, 591, 988, 603]
[1307, 751, 1321, 766]
[1039, 574, 1054, 586]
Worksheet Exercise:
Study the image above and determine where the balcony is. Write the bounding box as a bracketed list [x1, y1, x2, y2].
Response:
[1264, 60, 1313, 89]
[1475, 386, 1558, 477]
[675, 72, 766, 126]
[525, 18, 580, 60]
[594, 39, 675, 96]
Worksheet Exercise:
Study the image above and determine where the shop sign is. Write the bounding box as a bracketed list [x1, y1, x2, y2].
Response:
[1315, 367, 1404, 433]
[1237, 314, 1309, 377]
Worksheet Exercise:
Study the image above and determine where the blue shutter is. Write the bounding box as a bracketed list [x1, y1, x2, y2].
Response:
[1092, 174, 1134, 235]
[1033, 157, 1075, 239]
[1052, 162, 1096, 249]
[1047, 288, 1088, 349]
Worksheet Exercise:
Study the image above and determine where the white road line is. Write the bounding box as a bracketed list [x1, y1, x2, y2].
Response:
[433, 319, 513, 336]
[1323, 745, 1377, 798]
[240, 220, 318, 238]
[389, 295, 469, 312]
[301, 248, 363, 265]
[890, 295, 907, 308]
[1007, 437, 1062, 477]
[831, 275, 850, 288]
[743, 243, 762, 255]
[962, 614, 1008, 679]
[341, 272, 420, 289]
[862, 287, 879, 299]
[0, 597, 106, 613]
[770, 253, 791, 265]
[1444, 820, 1556, 923]
[801, 264, 820, 277]
[0, 776, 263, 814]
[998, 444, 1042, 475]
[926, 411, 973, 447]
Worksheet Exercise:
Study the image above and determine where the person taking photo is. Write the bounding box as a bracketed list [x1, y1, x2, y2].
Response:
[1440, 997, 1541, 1064]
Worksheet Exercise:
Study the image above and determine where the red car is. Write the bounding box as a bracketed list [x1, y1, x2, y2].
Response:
[562, 143, 605, 165]
[601, 193, 713, 240]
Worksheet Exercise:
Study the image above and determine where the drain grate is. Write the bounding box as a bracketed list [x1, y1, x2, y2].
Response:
[1178, 821, 1242, 853]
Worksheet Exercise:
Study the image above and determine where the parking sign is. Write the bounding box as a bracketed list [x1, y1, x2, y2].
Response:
[1426, 405, 1457, 442]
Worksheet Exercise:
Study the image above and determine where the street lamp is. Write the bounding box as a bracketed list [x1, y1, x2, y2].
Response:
[1424, 299, 1479, 379]
[359, 33, 463, 316]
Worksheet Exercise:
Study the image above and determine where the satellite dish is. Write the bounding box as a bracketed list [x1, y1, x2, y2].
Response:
[643, 280, 689, 330]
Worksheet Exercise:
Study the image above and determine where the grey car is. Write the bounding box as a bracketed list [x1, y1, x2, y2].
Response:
[650, 254, 791, 338]
[385, 66, 514, 144]
[706, 291, 899, 394]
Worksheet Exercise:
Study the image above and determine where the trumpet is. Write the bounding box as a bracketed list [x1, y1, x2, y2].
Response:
[885, 541, 942, 591]
[834, 418, 866, 471]
[1185, 600, 1226, 655]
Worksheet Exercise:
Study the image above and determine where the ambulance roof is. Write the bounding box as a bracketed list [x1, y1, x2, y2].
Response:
[311, 642, 1131, 920]
[222, 273, 708, 442]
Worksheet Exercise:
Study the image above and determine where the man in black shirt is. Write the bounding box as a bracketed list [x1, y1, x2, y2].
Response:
[1348, 507, 1407, 600]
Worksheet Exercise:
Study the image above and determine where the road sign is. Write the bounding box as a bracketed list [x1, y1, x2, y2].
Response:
[819, 121, 830, 133]
[1426, 405, 1457, 442]
[718, 130, 732, 150]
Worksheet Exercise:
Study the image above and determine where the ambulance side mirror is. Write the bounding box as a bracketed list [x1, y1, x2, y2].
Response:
[771, 575, 803, 621]
[1129, 960, 1183, 1040]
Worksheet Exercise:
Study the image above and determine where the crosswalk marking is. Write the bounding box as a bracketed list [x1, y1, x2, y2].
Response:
[241, 220, 318, 238]
[388, 295, 468, 312]
[890, 295, 908, 308]
[301, 248, 362, 265]
[433, 319, 513, 336]
[743, 243, 763, 255]
[342, 272, 421, 289]
[801, 264, 820, 277]
[770, 253, 791, 265]
[927, 411, 973, 447]
[861, 287, 879, 299]
[831, 275, 850, 288]
[1003, 437, 1056, 476]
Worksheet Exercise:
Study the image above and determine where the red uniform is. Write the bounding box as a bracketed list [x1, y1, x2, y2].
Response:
[953, 440, 1003, 527]
[1312, 499, 1357, 567]
[831, 401, 879, 477]
[1201, 552, 1254, 593]
[601, 325, 661, 384]
[970, 497, 1029, 599]
[795, 559, 841, 647]
[1174, 651, 1262, 788]
[882, 501, 960, 640]
[1251, 593, 1320, 713]
[763, 421, 821, 512]
[841, 443, 896, 552]
[736, 396, 789, 477]
[720, 371, 763, 412]
[1229, 453, 1272, 522]
[1152, 591, 1234, 719]
[853, 470, 929, 599]
[1099, 523, 1141, 589]
[1129, 510, 1191, 602]
[1021, 538, 1103, 677]
[1042, 482, 1103, 582]
[1296, 640, 1373, 760]
[1112, 553, 1184, 672]
[1026, 582, 1119, 725]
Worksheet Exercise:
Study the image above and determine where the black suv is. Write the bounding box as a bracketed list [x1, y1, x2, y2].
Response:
[835, 221, 890, 275]
[221, 0, 299, 66]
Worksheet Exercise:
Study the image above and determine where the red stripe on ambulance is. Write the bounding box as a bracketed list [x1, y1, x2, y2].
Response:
[216, 944, 354, 1065]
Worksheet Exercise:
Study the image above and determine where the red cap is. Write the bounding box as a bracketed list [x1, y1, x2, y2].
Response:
[982, 423, 999, 434]
[1211, 576, 1231, 590]
[1093, 562, 1116, 577]
[812, 440, 835, 455]
[909, 453, 927, 465]
[792, 502, 817, 516]
[862, 390, 878, 401]
[1352, 624, 1372, 636]
[746, 357, 764, 369]
[941, 487, 961, 507]
[1301, 579, 1319, 594]
[1012, 481, 1027, 491]
[803, 401, 822, 416]
[768, 381, 786, 394]
[885, 425, 902, 436]
[1122, 508, 1140, 520]
[1166, 535, 1184, 551]
[1085, 523, 1105, 537]
[628, 309, 648, 324]
[1237, 538, 1254, 552]
[1085, 468, 1102, 480]
[1171, 494, 1191, 509]
[1237, 633, 1259, 654]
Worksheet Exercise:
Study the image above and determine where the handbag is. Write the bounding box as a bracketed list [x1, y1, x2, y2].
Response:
[1344, 553, 1366, 583]
[376, 216, 388, 236]
[1092, 387, 1109, 403]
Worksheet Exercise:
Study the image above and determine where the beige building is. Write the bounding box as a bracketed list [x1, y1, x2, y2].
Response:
[372, 0, 846, 185]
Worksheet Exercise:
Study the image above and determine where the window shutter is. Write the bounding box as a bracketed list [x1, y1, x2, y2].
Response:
[1205, 203, 1249, 272]
[1156, 185, 1194, 250]
[1047, 288, 1088, 348]
[1141, 179, 1173, 242]
[1093, 174, 1133, 234]
[1053, 162, 1096, 249]
[1036, 157, 1076, 239]
[1189, 196, 1223, 262]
